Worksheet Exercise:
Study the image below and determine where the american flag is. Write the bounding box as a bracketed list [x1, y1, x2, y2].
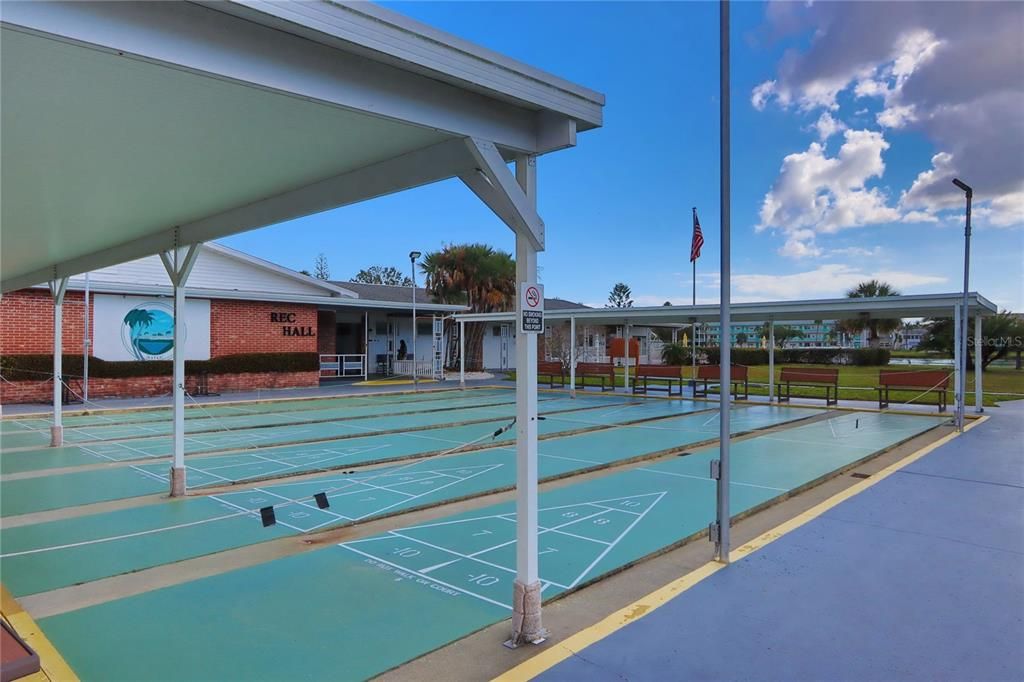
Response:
[690, 209, 704, 262]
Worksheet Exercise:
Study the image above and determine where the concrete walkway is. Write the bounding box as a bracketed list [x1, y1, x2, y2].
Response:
[538, 401, 1024, 681]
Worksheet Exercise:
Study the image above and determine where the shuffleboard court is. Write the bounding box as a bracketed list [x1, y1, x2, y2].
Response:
[0, 392, 638, 475]
[0, 389, 539, 450]
[1, 398, 709, 516]
[1, 406, 819, 596]
[0, 387, 517, 437]
[36, 412, 945, 681]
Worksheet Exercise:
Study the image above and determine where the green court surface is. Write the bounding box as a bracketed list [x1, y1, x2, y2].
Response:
[37, 411, 945, 681]
[0, 389, 535, 450]
[0, 406, 819, 596]
[0, 397, 708, 516]
[0, 392, 636, 475]
[0, 388, 515, 437]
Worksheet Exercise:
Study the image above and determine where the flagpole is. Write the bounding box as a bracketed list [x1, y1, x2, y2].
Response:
[691, 207, 698, 387]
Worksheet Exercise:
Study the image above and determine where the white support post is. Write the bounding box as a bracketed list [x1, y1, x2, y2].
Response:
[459, 319, 466, 389]
[690, 317, 697, 392]
[953, 304, 961, 430]
[623, 323, 631, 392]
[975, 315, 983, 413]
[511, 154, 543, 646]
[364, 312, 369, 381]
[768, 320, 775, 404]
[160, 239, 201, 496]
[49, 276, 69, 447]
[569, 316, 577, 398]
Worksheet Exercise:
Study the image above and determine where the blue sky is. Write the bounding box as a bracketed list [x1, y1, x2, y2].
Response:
[222, 2, 1023, 312]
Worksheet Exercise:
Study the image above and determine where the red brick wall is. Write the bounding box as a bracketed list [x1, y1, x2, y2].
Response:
[1, 293, 324, 404]
[209, 300, 318, 357]
[0, 371, 319, 404]
[0, 289, 92, 356]
[317, 310, 336, 355]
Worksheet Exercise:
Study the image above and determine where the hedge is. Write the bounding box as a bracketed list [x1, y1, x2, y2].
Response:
[0, 353, 319, 381]
[665, 346, 890, 367]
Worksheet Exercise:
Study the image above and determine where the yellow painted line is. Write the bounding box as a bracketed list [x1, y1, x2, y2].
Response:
[495, 416, 989, 681]
[1, 584, 78, 682]
[354, 379, 439, 387]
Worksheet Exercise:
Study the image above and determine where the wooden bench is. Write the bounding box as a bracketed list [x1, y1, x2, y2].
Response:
[878, 370, 950, 412]
[777, 367, 839, 406]
[537, 361, 566, 388]
[632, 365, 684, 396]
[694, 364, 749, 400]
[574, 362, 616, 391]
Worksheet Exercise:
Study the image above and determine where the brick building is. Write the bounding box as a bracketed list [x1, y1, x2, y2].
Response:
[0, 243, 462, 404]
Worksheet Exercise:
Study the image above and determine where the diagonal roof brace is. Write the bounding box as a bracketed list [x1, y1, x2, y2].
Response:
[461, 137, 545, 251]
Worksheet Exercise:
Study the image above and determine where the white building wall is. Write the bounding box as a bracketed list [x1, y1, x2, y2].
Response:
[70, 245, 340, 297]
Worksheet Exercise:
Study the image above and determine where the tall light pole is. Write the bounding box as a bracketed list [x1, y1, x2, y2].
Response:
[409, 250, 421, 392]
[952, 178, 972, 431]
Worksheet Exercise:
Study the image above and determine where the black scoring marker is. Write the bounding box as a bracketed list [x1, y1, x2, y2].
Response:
[314, 492, 330, 509]
[260, 506, 277, 527]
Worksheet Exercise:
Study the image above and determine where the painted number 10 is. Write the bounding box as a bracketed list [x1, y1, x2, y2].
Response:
[468, 573, 500, 586]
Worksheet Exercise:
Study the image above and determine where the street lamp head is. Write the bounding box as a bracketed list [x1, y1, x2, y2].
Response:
[409, 250, 421, 261]
[952, 178, 973, 196]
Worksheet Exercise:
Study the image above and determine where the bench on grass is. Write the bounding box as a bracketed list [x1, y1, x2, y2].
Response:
[877, 370, 950, 412]
[694, 364, 749, 400]
[777, 367, 839, 406]
[574, 362, 616, 391]
[632, 365, 684, 396]
[537, 361, 566, 388]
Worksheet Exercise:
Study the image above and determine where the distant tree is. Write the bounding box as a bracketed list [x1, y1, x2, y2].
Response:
[351, 265, 413, 287]
[663, 301, 672, 306]
[313, 253, 331, 280]
[736, 332, 749, 347]
[759, 323, 806, 347]
[918, 311, 1024, 371]
[661, 342, 688, 366]
[607, 283, 633, 308]
[838, 280, 902, 347]
[421, 243, 516, 370]
[299, 269, 312, 277]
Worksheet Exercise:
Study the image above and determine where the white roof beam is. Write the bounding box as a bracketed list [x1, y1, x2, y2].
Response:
[2, 138, 477, 292]
[1, 1, 568, 156]
[462, 138, 545, 251]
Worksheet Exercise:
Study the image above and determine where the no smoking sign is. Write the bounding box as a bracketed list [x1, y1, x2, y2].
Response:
[519, 282, 544, 334]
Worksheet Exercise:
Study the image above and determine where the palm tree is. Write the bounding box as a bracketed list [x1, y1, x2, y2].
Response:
[122, 309, 155, 360]
[421, 243, 516, 370]
[838, 280, 902, 347]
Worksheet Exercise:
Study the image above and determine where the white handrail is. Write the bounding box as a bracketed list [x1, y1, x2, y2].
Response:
[319, 354, 366, 378]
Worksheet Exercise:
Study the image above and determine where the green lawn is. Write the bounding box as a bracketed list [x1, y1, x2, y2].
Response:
[510, 364, 1024, 408]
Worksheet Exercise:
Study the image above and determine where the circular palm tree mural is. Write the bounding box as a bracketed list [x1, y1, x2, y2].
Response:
[121, 302, 179, 360]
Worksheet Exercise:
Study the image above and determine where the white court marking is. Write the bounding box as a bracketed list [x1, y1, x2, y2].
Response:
[337, 491, 668, 610]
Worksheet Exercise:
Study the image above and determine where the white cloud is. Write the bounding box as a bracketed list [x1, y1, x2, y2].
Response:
[751, 80, 777, 111]
[753, 2, 1024, 240]
[829, 245, 883, 257]
[732, 264, 946, 300]
[876, 104, 916, 129]
[901, 210, 939, 223]
[758, 129, 901, 256]
[811, 112, 847, 141]
[779, 230, 823, 258]
[987, 191, 1024, 227]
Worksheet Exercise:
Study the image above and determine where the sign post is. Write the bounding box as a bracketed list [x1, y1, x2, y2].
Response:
[519, 283, 544, 335]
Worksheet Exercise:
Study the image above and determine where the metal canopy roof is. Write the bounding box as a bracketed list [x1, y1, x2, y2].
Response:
[0, 0, 604, 293]
[454, 293, 999, 325]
